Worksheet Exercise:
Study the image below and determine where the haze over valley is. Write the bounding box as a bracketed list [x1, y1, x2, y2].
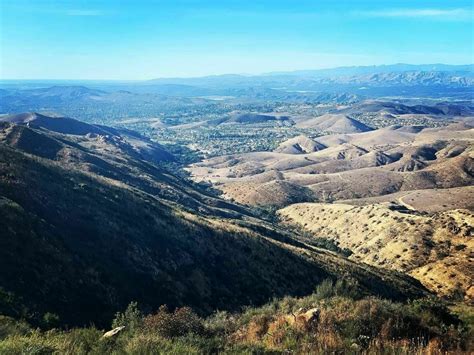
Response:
[0, 0, 473, 353]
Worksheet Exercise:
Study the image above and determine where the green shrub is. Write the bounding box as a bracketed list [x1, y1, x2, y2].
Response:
[143, 305, 204, 338]
[310, 237, 353, 257]
[112, 301, 143, 333]
[409, 297, 460, 332]
[314, 278, 361, 300]
[205, 311, 238, 337]
[0, 293, 470, 354]
[314, 278, 335, 299]
[41, 313, 60, 330]
[123, 333, 178, 354]
[0, 331, 55, 355]
[333, 278, 361, 299]
[53, 327, 104, 354]
[0, 316, 31, 340]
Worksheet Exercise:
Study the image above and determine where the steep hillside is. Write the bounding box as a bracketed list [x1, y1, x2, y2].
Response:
[223, 180, 315, 207]
[1, 112, 108, 135]
[1, 112, 174, 163]
[278, 203, 474, 301]
[0, 117, 427, 327]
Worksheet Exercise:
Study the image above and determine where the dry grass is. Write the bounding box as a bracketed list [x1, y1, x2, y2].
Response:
[187, 124, 473, 207]
[279, 203, 474, 301]
[4, 287, 470, 354]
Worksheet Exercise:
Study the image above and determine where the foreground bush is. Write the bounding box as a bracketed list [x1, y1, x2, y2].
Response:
[0, 280, 471, 354]
[143, 305, 205, 338]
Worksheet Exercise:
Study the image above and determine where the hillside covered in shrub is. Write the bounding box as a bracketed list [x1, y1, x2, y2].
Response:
[0, 280, 471, 354]
[0, 118, 427, 328]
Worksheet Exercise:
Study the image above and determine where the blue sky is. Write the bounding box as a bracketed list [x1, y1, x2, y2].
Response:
[0, 0, 472, 79]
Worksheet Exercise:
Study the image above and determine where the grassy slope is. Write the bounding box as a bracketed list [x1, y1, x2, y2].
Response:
[0, 282, 470, 354]
[0, 125, 427, 327]
[278, 202, 474, 301]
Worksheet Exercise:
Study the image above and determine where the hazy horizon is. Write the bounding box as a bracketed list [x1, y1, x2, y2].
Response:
[1, 0, 473, 80]
[0, 62, 473, 82]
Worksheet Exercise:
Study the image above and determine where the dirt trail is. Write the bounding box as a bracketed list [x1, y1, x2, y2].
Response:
[397, 193, 415, 210]
[336, 173, 348, 183]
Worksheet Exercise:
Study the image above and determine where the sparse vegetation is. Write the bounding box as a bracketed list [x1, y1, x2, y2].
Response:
[0, 121, 429, 330]
[1, 78, 473, 354]
[279, 202, 474, 302]
[0, 281, 470, 354]
[307, 237, 353, 257]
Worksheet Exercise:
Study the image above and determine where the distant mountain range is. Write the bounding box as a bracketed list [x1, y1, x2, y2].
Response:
[148, 64, 474, 87]
[142, 64, 474, 101]
[265, 63, 474, 77]
[0, 64, 472, 121]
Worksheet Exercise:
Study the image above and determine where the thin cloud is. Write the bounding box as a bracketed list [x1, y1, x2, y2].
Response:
[355, 8, 472, 20]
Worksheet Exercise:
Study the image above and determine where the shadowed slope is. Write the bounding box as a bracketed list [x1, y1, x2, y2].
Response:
[0, 119, 427, 327]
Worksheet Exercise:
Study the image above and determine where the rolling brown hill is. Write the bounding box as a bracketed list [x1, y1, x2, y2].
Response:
[0, 115, 427, 327]
[278, 203, 474, 302]
[274, 135, 327, 154]
[188, 123, 473, 207]
[295, 113, 373, 133]
[340, 186, 474, 212]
